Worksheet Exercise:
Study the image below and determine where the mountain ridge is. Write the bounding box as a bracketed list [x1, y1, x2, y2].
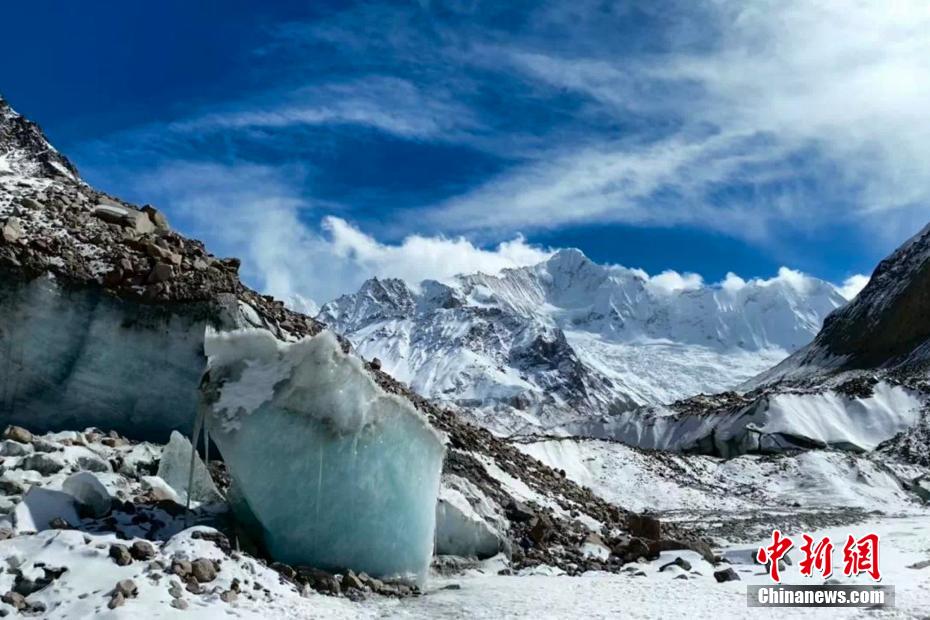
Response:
[319, 247, 848, 434]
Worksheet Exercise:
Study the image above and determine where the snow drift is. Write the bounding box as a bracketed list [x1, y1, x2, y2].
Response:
[201, 328, 446, 581]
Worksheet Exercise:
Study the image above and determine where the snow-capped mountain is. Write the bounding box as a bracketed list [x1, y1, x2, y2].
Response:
[318, 249, 848, 435]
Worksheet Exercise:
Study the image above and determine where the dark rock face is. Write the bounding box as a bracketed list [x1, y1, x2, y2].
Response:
[811, 223, 930, 368]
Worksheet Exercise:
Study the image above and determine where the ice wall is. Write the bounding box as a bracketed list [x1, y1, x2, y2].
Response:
[0, 275, 221, 439]
[201, 328, 446, 581]
[574, 382, 924, 457]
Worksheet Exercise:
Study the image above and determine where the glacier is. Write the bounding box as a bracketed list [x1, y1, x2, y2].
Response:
[200, 328, 446, 581]
[0, 274, 224, 439]
[573, 381, 924, 457]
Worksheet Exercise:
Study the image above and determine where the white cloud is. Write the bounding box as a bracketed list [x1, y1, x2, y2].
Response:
[427, 0, 930, 243]
[170, 77, 480, 141]
[130, 161, 550, 309]
[838, 274, 870, 300]
[645, 270, 704, 294]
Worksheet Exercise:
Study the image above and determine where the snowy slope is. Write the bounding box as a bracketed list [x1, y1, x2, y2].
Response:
[319, 251, 847, 434]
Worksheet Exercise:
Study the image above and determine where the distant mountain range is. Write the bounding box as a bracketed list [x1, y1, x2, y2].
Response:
[318, 249, 848, 435]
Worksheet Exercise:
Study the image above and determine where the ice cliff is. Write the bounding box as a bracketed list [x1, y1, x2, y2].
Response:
[201, 328, 446, 580]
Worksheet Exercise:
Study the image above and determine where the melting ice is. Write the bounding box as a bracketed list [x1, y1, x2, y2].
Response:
[201, 328, 446, 582]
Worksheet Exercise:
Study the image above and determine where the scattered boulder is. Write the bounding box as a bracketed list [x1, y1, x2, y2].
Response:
[714, 567, 741, 583]
[20, 453, 64, 475]
[505, 499, 535, 523]
[115, 579, 137, 598]
[342, 570, 365, 591]
[109, 544, 133, 566]
[0, 478, 25, 495]
[92, 204, 156, 234]
[628, 513, 661, 540]
[0, 440, 30, 457]
[171, 560, 192, 579]
[1, 218, 23, 244]
[1, 591, 26, 610]
[141, 205, 170, 230]
[298, 567, 340, 595]
[3, 426, 32, 444]
[108, 591, 125, 609]
[130, 541, 156, 561]
[528, 514, 554, 545]
[659, 557, 692, 572]
[190, 558, 218, 583]
[140, 476, 180, 503]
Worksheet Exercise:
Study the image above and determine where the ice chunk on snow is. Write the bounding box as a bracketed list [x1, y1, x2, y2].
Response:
[61, 472, 111, 517]
[156, 431, 224, 505]
[202, 328, 446, 581]
[435, 475, 503, 559]
[14, 487, 79, 532]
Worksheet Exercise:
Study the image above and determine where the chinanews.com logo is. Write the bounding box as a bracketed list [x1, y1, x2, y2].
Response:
[746, 530, 895, 609]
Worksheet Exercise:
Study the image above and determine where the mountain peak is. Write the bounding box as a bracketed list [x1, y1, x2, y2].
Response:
[546, 247, 591, 267]
[0, 96, 79, 181]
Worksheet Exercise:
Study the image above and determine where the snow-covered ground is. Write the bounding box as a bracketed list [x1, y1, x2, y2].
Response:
[363, 515, 930, 619]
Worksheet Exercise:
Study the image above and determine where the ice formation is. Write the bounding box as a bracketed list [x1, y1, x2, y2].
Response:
[575, 381, 924, 456]
[157, 431, 224, 505]
[0, 276, 213, 439]
[13, 487, 79, 533]
[61, 472, 111, 517]
[434, 475, 504, 559]
[201, 328, 446, 581]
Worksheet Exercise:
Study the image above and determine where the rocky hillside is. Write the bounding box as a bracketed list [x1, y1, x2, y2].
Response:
[319, 250, 847, 435]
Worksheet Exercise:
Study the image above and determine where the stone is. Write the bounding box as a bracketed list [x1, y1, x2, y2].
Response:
[907, 559, 930, 570]
[0, 440, 30, 457]
[147, 262, 173, 284]
[220, 589, 238, 603]
[49, 517, 73, 529]
[505, 499, 535, 523]
[1, 591, 26, 610]
[342, 570, 365, 591]
[130, 540, 156, 561]
[141, 205, 170, 230]
[20, 453, 63, 475]
[171, 560, 192, 578]
[659, 557, 692, 572]
[1, 218, 23, 244]
[92, 204, 156, 234]
[190, 558, 217, 583]
[298, 567, 340, 595]
[115, 579, 137, 598]
[628, 513, 661, 540]
[528, 515, 554, 545]
[109, 544, 133, 566]
[714, 567, 741, 583]
[3, 426, 32, 444]
[170, 598, 189, 610]
[108, 591, 125, 609]
[19, 198, 42, 210]
[0, 479, 25, 495]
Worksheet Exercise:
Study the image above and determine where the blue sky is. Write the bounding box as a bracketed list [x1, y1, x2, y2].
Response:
[2, 1, 928, 306]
